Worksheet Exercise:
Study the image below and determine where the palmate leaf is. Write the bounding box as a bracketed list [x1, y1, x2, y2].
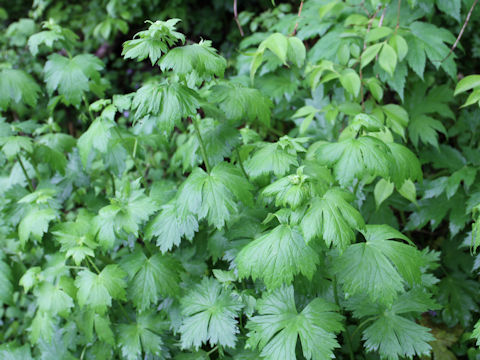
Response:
[145, 199, 198, 253]
[131, 81, 200, 135]
[245, 136, 308, 179]
[95, 179, 158, 249]
[74, 265, 126, 313]
[118, 312, 167, 360]
[300, 188, 365, 251]
[77, 117, 114, 166]
[209, 82, 273, 126]
[120, 250, 182, 311]
[387, 143, 422, 186]
[180, 278, 243, 350]
[122, 19, 185, 65]
[160, 40, 226, 78]
[0, 68, 41, 109]
[18, 207, 58, 246]
[316, 136, 391, 185]
[236, 224, 319, 289]
[334, 225, 423, 305]
[44, 54, 104, 106]
[177, 162, 253, 229]
[347, 290, 437, 360]
[246, 285, 343, 360]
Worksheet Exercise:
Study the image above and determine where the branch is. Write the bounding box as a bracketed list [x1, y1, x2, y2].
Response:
[441, 0, 478, 63]
[291, 1, 304, 36]
[234, 0, 244, 37]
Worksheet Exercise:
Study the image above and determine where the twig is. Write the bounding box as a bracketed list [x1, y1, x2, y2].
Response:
[291, 1, 304, 36]
[379, 6, 387, 28]
[440, 0, 478, 63]
[233, 0, 244, 37]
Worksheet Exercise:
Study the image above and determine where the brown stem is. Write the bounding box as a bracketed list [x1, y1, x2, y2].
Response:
[234, 0, 244, 37]
[291, 1, 304, 36]
[440, 0, 478, 63]
[395, 0, 402, 32]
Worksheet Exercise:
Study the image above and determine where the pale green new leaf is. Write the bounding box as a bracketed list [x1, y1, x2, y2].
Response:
[180, 278, 242, 349]
[122, 18, 185, 65]
[236, 224, 319, 289]
[247, 285, 344, 360]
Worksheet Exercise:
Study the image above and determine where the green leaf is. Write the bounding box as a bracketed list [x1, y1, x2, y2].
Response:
[118, 312, 166, 359]
[160, 40, 226, 78]
[454, 75, 480, 96]
[210, 83, 272, 127]
[408, 115, 447, 148]
[260, 33, 288, 64]
[35, 282, 74, 314]
[95, 179, 158, 249]
[397, 179, 417, 203]
[75, 265, 127, 312]
[389, 34, 408, 61]
[378, 43, 397, 76]
[44, 54, 104, 106]
[236, 224, 319, 289]
[0, 256, 13, 304]
[145, 200, 198, 253]
[0, 68, 41, 109]
[340, 69, 361, 97]
[77, 118, 114, 166]
[18, 207, 58, 246]
[245, 136, 307, 179]
[287, 37, 306, 67]
[122, 19, 185, 65]
[120, 250, 182, 311]
[301, 188, 364, 250]
[316, 136, 391, 185]
[177, 162, 253, 229]
[374, 179, 394, 209]
[247, 285, 344, 360]
[366, 27, 393, 43]
[437, 0, 461, 22]
[180, 278, 242, 350]
[131, 81, 200, 134]
[335, 225, 423, 304]
[361, 43, 383, 69]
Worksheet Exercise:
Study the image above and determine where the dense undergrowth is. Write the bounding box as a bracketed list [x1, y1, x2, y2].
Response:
[2, 0, 480, 359]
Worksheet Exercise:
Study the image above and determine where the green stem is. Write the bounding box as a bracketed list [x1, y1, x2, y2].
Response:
[86, 256, 101, 274]
[113, 127, 147, 187]
[206, 345, 218, 356]
[351, 316, 378, 339]
[83, 96, 95, 122]
[108, 171, 116, 196]
[16, 154, 34, 192]
[333, 276, 355, 360]
[236, 148, 249, 180]
[191, 117, 211, 173]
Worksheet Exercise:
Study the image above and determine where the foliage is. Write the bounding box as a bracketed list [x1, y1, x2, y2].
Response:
[2, 0, 480, 359]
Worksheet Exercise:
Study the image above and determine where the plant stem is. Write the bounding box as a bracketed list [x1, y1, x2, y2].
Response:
[233, 0, 244, 37]
[113, 126, 147, 187]
[86, 256, 101, 274]
[333, 276, 355, 360]
[236, 148, 249, 180]
[206, 345, 218, 356]
[191, 117, 211, 173]
[83, 96, 95, 122]
[108, 171, 116, 196]
[16, 154, 34, 192]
